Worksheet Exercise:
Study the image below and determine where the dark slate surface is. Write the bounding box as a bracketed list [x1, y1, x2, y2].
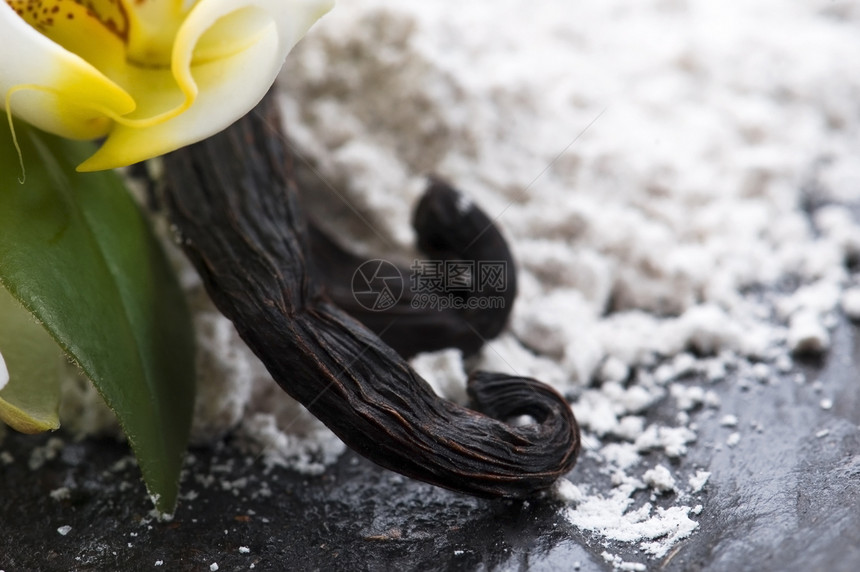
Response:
[2, 318, 859, 571]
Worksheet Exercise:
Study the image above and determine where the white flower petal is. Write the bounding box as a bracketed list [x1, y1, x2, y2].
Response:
[0, 2, 134, 140]
[78, 0, 334, 171]
[0, 351, 8, 391]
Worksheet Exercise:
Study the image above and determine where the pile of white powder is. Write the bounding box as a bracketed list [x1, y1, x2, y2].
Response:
[37, 0, 860, 565]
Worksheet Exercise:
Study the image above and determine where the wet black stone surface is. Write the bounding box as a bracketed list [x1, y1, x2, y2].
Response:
[2, 318, 860, 571]
[0, 434, 601, 571]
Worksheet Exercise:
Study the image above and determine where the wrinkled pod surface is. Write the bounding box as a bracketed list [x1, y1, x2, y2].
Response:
[161, 92, 580, 498]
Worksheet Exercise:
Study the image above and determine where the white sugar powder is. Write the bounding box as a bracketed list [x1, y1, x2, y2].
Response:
[43, 0, 860, 562]
[274, 0, 860, 559]
[564, 482, 698, 558]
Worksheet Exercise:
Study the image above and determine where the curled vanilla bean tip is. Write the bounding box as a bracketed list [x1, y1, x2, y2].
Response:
[310, 176, 516, 358]
[162, 92, 580, 498]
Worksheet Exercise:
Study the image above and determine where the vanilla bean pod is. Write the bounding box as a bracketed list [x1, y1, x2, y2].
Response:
[161, 93, 579, 497]
[309, 177, 515, 358]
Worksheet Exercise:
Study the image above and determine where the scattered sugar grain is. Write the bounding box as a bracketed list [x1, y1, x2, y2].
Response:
[604, 383, 659, 415]
[611, 470, 644, 488]
[788, 311, 831, 354]
[237, 413, 345, 476]
[841, 288, 860, 320]
[57, 526, 72, 536]
[598, 356, 630, 384]
[705, 359, 727, 382]
[703, 391, 721, 408]
[671, 384, 705, 411]
[409, 349, 467, 403]
[613, 416, 646, 442]
[601, 443, 642, 471]
[29, 438, 64, 471]
[820, 398, 834, 411]
[602, 551, 647, 571]
[635, 425, 697, 458]
[726, 433, 741, 448]
[688, 471, 711, 494]
[751, 363, 772, 383]
[49, 487, 71, 501]
[775, 354, 793, 374]
[552, 478, 584, 504]
[642, 465, 676, 494]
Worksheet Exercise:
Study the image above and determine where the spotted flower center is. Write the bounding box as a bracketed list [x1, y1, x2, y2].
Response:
[8, 0, 129, 38]
[6, 0, 190, 71]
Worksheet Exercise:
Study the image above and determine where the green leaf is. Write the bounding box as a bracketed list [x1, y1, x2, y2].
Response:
[0, 285, 63, 434]
[0, 120, 195, 513]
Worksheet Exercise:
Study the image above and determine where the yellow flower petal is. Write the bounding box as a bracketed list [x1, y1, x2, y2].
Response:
[0, 396, 60, 434]
[79, 0, 334, 171]
[122, 0, 187, 64]
[1, 2, 134, 140]
[0, 288, 62, 435]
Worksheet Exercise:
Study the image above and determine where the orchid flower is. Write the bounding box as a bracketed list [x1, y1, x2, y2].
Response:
[0, 0, 333, 511]
[1, 0, 333, 171]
